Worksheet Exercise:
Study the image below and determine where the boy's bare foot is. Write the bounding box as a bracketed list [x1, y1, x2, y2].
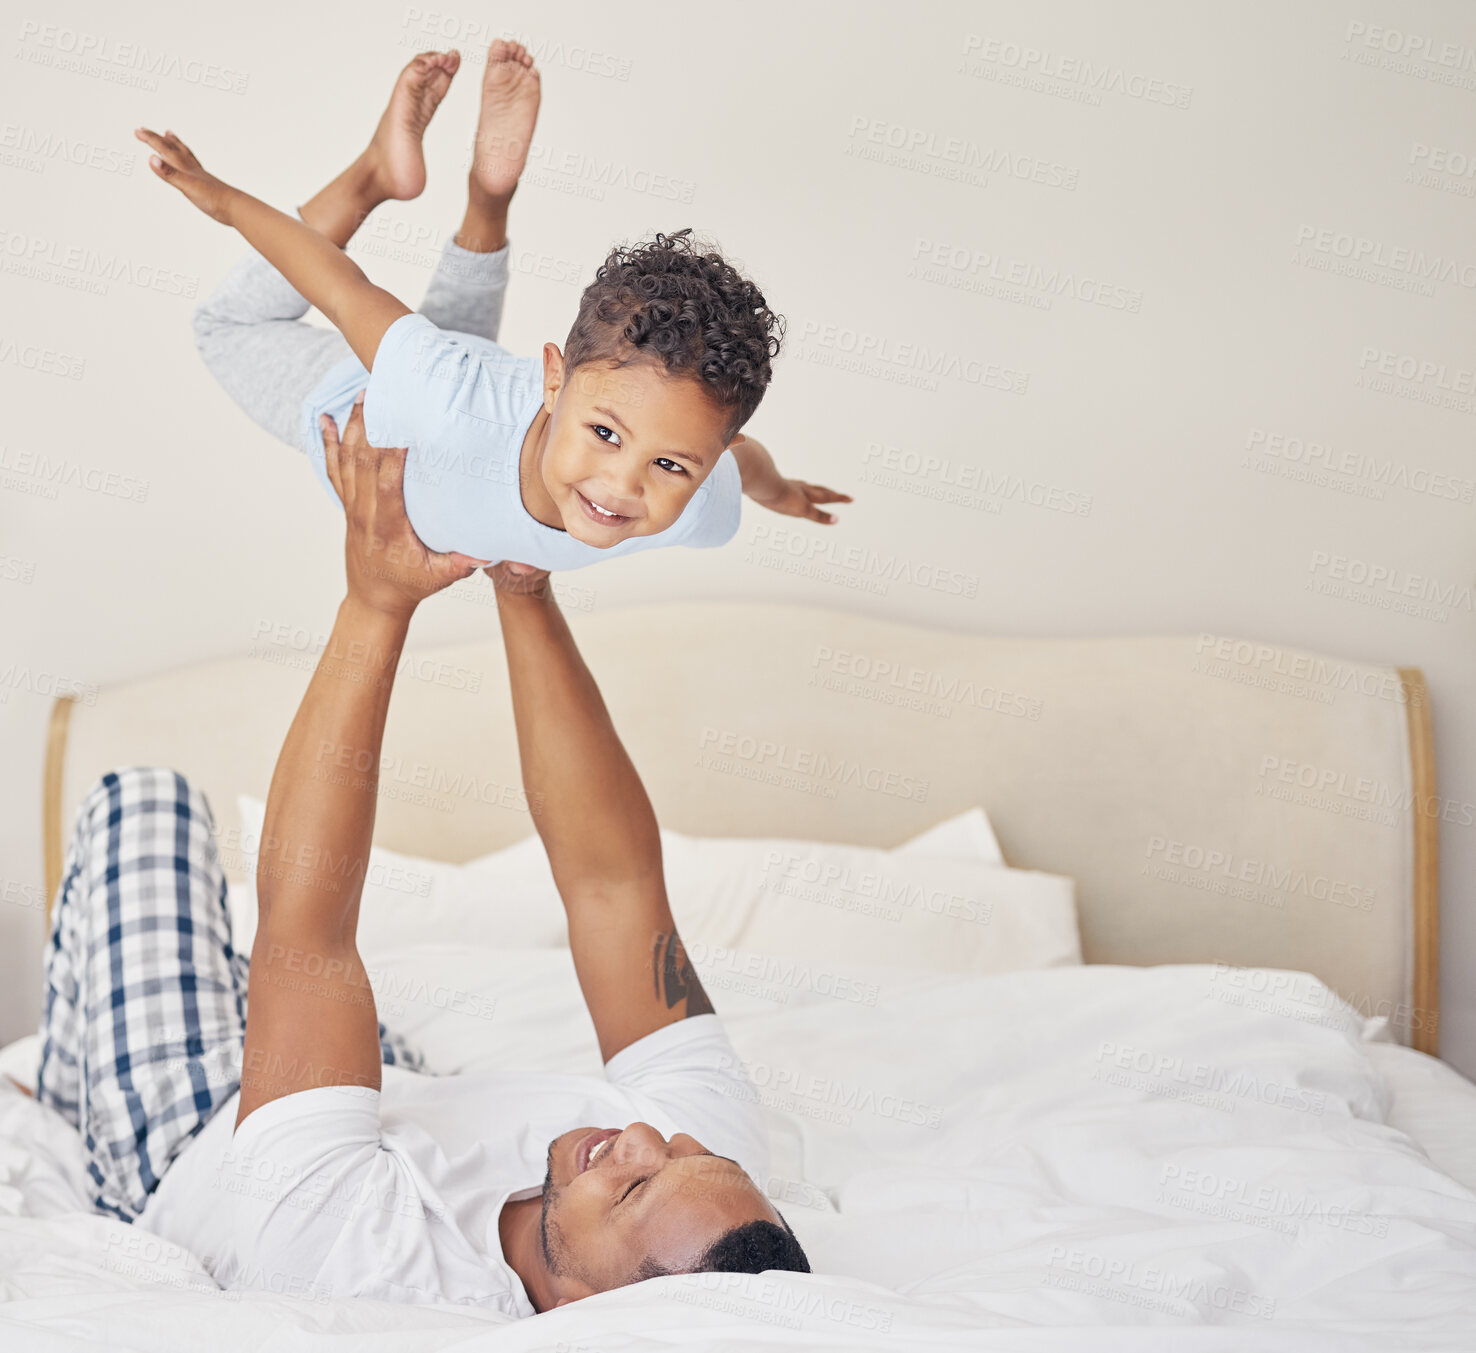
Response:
[367, 50, 461, 201]
[471, 39, 541, 201]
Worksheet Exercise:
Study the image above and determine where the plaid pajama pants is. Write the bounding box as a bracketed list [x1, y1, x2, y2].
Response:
[35, 766, 424, 1223]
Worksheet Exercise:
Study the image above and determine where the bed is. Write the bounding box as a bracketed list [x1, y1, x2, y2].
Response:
[4, 598, 1471, 1349]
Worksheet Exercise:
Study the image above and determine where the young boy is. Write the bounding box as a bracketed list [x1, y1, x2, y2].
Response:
[135, 42, 850, 568]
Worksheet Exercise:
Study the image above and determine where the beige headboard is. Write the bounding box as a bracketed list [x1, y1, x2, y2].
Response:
[43, 600, 1438, 1053]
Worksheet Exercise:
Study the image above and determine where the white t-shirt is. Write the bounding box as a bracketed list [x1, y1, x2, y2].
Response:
[137, 1015, 768, 1314]
[297, 314, 744, 569]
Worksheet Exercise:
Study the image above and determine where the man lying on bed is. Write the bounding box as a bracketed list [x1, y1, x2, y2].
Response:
[35, 399, 809, 1314]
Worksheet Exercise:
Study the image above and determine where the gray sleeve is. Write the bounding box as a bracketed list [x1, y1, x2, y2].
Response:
[416, 238, 512, 343]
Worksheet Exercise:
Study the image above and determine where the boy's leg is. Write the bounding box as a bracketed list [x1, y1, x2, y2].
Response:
[416, 40, 540, 344]
[191, 251, 354, 449]
[413, 201, 511, 343]
[191, 51, 460, 449]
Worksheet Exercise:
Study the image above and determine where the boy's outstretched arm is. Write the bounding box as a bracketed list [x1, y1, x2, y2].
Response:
[135, 128, 409, 370]
[728, 433, 853, 525]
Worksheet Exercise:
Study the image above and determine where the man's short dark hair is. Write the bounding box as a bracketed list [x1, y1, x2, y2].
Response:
[632, 1214, 811, 1284]
[563, 227, 784, 444]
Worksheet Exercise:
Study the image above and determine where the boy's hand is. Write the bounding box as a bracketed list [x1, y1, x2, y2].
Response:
[134, 128, 235, 222]
[728, 433, 853, 525]
[322, 399, 490, 620]
[748, 476, 853, 525]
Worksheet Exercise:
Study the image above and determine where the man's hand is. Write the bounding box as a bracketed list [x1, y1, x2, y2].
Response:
[729, 433, 853, 525]
[322, 398, 490, 619]
[484, 559, 552, 598]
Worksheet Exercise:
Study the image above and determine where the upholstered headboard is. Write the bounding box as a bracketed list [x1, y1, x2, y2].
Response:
[43, 600, 1438, 1052]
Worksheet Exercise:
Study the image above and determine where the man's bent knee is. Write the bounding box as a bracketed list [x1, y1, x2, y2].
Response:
[75, 766, 208, 828]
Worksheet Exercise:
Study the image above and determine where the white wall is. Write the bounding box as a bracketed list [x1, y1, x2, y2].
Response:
[3, 1, 1472, 1073]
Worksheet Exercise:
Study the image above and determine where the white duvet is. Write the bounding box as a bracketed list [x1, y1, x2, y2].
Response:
[2, 950, 1474, 1351]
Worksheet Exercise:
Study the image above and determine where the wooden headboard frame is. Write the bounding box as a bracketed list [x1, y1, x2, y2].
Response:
[1399, 666, 1440, 1054]
[38, 611, 1441, 1056]
[43, 691, 74, 914]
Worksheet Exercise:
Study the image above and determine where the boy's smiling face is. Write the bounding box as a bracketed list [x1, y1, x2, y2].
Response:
[534, 346, 734, 546]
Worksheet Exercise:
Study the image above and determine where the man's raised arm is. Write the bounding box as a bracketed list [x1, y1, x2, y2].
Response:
[237, 404, 488, 1128]
[492, 571, 714, 1063]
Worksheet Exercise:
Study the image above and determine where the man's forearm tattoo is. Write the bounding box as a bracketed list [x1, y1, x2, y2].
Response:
[653, 931, 715, 1017]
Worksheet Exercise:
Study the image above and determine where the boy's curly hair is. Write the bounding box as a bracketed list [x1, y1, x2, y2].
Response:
[563, 228, 784, 442]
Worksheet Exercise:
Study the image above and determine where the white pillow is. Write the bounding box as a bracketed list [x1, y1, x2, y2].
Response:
[662, 833, 1078, 974]
[229, 798, 1072, 975]
[231, 796, 568, 959]
[0, 1034, 39, 1092]
[892, 805, 1005, 864]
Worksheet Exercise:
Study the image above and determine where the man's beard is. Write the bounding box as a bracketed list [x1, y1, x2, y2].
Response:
[538, 1140, 568, 1276]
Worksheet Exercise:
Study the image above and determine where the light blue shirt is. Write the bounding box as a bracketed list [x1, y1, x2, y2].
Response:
[299, 313, 742, 568]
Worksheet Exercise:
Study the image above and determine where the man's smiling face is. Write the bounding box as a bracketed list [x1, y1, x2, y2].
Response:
[537, 352, 735, 546]
[535, 1120, 781, 1291]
